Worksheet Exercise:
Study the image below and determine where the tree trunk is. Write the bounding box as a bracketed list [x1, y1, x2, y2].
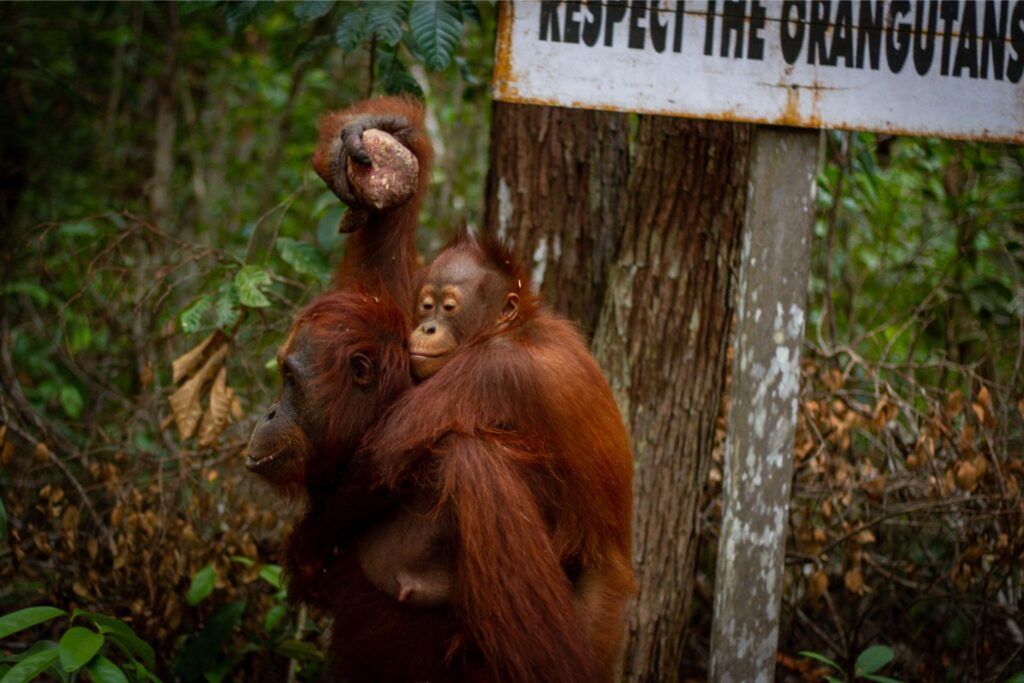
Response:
[483, 102, 630, 337]
[595, 117, 750, 682]
[484, 105, 750, 682]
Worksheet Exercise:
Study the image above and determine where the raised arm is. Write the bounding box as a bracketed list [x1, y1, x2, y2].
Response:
[312, 96, 433, 310]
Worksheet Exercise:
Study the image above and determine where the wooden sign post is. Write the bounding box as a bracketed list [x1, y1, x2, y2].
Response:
[494, 1, 1023, 679]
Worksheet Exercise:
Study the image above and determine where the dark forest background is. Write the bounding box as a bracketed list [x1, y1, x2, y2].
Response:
[1, 3, 1023, 682]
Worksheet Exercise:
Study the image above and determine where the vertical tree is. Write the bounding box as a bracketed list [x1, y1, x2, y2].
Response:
[484, 104, 750, 682]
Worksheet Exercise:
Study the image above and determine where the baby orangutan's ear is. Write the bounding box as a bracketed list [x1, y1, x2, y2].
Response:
[350, 352, 374, 386]
[498, 293, 519, 326]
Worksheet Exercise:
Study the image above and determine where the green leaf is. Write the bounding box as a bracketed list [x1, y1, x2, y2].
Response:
[0, 649, 59, 683]
[294, 0, 334, 22]
[59, 385, 84, 420]
[855, 645, 894, 676]
[366, 1, 407, 46]
[316, 207, 345, 251]
[225, 1, 264, 33]
[234, 266, 272, 308]
[378, 48, 424, 97]
[408, 0, 463, 70]
[258, 564, 283, 590]
[826, 677, 844, 683]
[187, 563, 218, 606]
[171, 602, 246, 683]
[1005, 673, 1024, 683]
[57, 222, 97, 239]
[0, 607, 66, 640]
[263, 604, 286, 634]
[181, 294, 214, 334]
[275, 640, 324, 662]
[799, 650, 842, 671]
[72, 610, 155, 670]
[459, 1, 481, 24]
[85, 656, 128, 683]
[334, 7, 368, 51]
[276, 238, 330, 282]
[214, 284, 241, 330]
[862, 675, 903, 683]
[58, 627, 104, 672]
[229, 556, 254, 566]
[0, 282, 51, 307]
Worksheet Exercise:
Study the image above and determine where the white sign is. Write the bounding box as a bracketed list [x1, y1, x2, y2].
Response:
[494, 1, 1024, 142]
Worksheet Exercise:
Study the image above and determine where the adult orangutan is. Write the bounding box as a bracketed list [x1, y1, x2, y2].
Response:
[247, 96, 604, 681]
[248, 94, 634, 679]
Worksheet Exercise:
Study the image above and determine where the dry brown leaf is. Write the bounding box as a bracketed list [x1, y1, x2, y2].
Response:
[87, 537, 99, 560]
[73, 580, 89, 598]
[844, 567, 865, 594]
[172, 331, 218, 384]
[955, 460, 980, 492]
[872, 398, 898, 430]
[198, 366, 231, 447]
[854, 529, 877, 545]
[229, 388, 243, 420]
[977, 385, 992, 411]
[807, 570, 829, 600]
[170, 343, 229, 440]
[1018, 397, 1024, 421]
[34, 442, 50, 462]
[62, 505, 80, 533]
[946, 390, 964, 417]
[1, 440, 13, 465]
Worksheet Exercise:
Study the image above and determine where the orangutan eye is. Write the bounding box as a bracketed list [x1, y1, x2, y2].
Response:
[422, 301, 434, 311]
[443, 300, 456, 312]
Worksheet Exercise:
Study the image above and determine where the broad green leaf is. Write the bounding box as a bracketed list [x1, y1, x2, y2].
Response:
[72, 610, 155, 670]
[172, 601, 245, 683]
[408, 0, 463, 70]
[85, 656, 128, 683]
[187, 563, 217, 606]
[181, 294, 214, 334]
[826, 677, 844, 683]
[259, 564, 283, 590]
[366, 2, 407, 46]
[0, 607, 66, 640]
[799, 650, 841, 671]
[214, 284, 241, 330]
[459, 1, 481, 24]
[229, 556, 254, 566]
[334, 7, 368, 51]
[57, 627, 104, 672]
[59, 385, 84, 420]
[293, 0, 334, 22]
[263, 604, 286, 634]
[225, 1, 263, 33]
[276, 238, 330, 282]
[275, 639, 324, 662]
[57, 222, 97, 239]
[378, 49, 424, 97]
[234, 266, 272, 308]
[0, 649, 59, 683]
[1005, 673, 1024, 683]
[862, 675, 903, 683]
[855, 645, 894, 676]
[0, 283, 51, 307]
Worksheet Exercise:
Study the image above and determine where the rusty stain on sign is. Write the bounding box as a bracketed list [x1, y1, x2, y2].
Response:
[494, 1, 1024, 143]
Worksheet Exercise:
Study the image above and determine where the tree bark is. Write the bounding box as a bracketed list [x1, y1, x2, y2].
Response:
[484, 102, 751, 682]
[483, 102, 630, 337]
[595, 117, 750, 682]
